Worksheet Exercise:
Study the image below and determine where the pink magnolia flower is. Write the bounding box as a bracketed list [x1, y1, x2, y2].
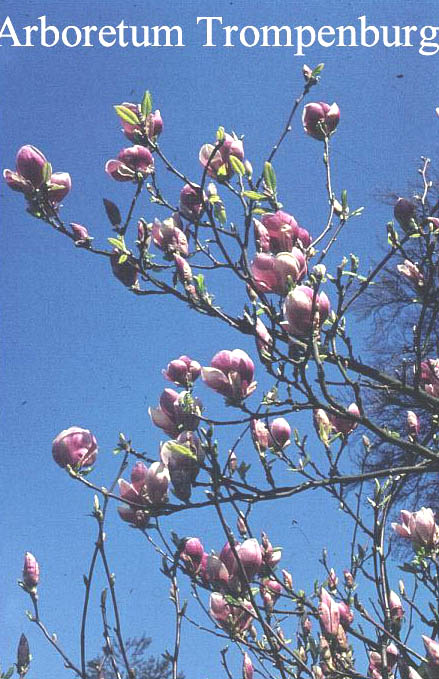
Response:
[70, 223, 92, 244]
[174, 253, 194, 285]
[4, 145, 47, 194]
[149, 389, 202, 436]
[52, 426, 97, 469]
[389, 590, 404, 621]
[202, 349, 257, 402]
[251, 250, 307, 295]
[260, 211, 312, 251]
[162, 355, 201, 387]
[423, 636, 439, 665]
[282, 286, 330, 337]
[47, 171, 71, 204]
[261, 533, 282, 569]
[269, 418, 291, 449]
[338, 602, 354, 628]
[420, 359, 439, 398]
[219, 538, 262, 582]
[392, 507, 439, 549]
[179, 183, 205, 221]
[151, 215, 188, 257]
[110, 251, 138, 287]
[201, 554, 230, 585]
[368, 644, 398, 679]
[251, 418, 291, 451]
[4, 145, 71, 204]
[394, 198, 416, 229]
[180, 537, 204, 574]
[282, 569, 293, 591]
[313, 409, 333, 442]
[118, 461, 170, 526]
[329, 403, 360, 436]
[397, 260, 424, 287]
[243, 653, 254, 679]
[319, 588, 340, 637]
[255, 318, 273, 355]
[260, 578, 282, 611]
[303, 102, 340, 140]
[23, 552, 40, 588]
[118, 102, 163, 142]
[199, 132, 244, 181]
[209, 592, 254, 634]
[105, 145, 154, 182]
[407, 411, 420, 437]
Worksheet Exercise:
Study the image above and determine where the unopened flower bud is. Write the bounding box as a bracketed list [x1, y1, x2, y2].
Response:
[302, 64, 313, 81]
[244, 160, 253, 178]
[243, 652, 254, 679]
[343, 570, 354, 588]
[71, 223, 92, 244]
[17, 633, 30, 677]
[303, 102, 340, 140]
[389, 590, 404, 621]
[237, 514, 248, 536]
[282, 569, 293, 591]
[228, 451, 238, 473]
[327, 568, 338, 591]
[302, 616, 312, 635]
[23, 552, 39, 589]
[407, 411, 420, 437]
[312, 264, 326, 279]
[394, 198, 416, 230]
[398, 579, 405, 596]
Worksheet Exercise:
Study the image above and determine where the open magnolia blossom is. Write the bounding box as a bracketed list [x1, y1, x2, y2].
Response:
[202, 349, 257, 402]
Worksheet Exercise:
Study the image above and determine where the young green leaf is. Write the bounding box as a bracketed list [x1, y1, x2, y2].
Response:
[229, 155, 245, 176]
[263, 161, 277, 194]
[114, 105, 140, 125]
[141, 90, 152, 117]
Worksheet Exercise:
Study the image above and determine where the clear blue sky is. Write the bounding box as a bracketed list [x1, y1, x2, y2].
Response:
[2, 0, 439, 677]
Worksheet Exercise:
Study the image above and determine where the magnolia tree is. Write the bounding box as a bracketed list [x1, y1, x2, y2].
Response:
[4, 64, 439, 679]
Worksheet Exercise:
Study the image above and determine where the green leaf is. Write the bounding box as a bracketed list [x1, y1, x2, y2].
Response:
[42, 161, 52, 183]
[114, 105, 140, 125]
[252, 207, 268, 215]
[165, 441, 197, 460]
[141, 90, 152, 117]
[3, 668, 14, 679]
[216, 164, 228, 179]
[341, 189, 348, 210]
[229, 155, 245, 175]
[311, 63, 324, 77]
[263, 161, 277, 194]
[118, 254, 128, 264]
[216, 126, 225, 142]
[243, 190, 268, 201]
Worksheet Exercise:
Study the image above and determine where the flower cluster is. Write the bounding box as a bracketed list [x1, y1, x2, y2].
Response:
[4, 145, 71, 205]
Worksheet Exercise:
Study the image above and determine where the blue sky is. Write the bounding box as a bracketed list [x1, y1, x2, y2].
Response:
[2, 0, 439, 677]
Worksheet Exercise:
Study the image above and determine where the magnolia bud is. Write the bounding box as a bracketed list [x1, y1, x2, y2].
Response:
[244, 160, 253, 178]
[23, 552, 39, 589]
[327, 568, 338, 591]
[282, 569, 293, 591]
[243, 653, 254, 679]
[71, 223, 92, 244]
[17, 633, 30, 677]
[407, 411, 420, 437]
[237, 514, 248, 536]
